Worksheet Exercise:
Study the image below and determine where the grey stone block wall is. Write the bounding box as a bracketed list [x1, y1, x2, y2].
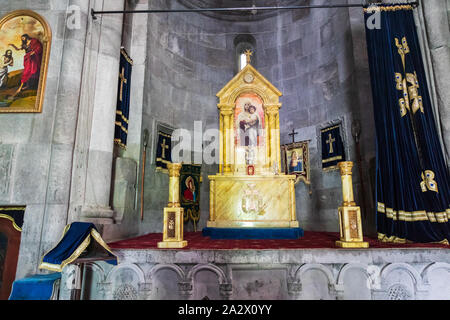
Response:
[0, 0, 72, 278]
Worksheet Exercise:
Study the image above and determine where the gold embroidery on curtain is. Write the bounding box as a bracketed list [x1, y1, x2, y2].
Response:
[363, 5, 414, 13]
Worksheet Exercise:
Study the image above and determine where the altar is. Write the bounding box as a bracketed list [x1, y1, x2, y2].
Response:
[205, 52, 301, 238]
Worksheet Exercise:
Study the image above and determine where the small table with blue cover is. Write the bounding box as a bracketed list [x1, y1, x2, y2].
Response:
[10, 222, 118, 300]
[9, 272, 61, 300]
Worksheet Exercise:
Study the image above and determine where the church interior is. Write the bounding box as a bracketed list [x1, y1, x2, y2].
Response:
[0, 0, 449, 301]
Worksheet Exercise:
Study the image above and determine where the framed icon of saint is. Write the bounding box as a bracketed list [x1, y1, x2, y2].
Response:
[0, 10, 51, 113]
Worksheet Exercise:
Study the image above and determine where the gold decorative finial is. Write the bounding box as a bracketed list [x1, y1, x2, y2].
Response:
[244, 49, 253, 64]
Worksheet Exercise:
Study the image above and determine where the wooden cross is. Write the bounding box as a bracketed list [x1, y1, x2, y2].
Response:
[326, 133, 335, 154]
[244, 49, 253, 64]
[160, 138, 169, 159]
[119, 67, 127, 102]
[288, 129, 298, 144]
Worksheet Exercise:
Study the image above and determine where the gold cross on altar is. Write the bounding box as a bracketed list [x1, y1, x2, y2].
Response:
[326, 133, 335, 154]
[161, 138, 169, 159]
[244, 49, 253, 64]
[119, 67, 127, 102]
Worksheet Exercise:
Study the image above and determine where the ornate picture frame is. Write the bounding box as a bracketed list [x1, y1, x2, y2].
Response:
[281, 140, 310, 185]
[0, 10, 52, 113]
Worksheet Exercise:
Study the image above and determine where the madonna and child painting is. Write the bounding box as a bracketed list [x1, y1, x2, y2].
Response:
[0, 10, 51, 113]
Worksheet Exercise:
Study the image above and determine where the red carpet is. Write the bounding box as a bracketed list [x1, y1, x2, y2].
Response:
[108, 231, 449, 250]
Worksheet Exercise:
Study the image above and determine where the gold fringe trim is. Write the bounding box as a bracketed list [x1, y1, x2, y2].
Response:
[0, 214, 22, 232]
[39, 226, 118, 272]
[377, 202, 449, 223]
[158, 132, 172, 138]
[322, 155, 343, 164]
[0, 206, 26, 211]
[114, 138, 127, 149]
[120, 47, 133, 65]
[378, 233, 449, 245]
[320, 125, 341, 133]
[363, 5, 414, 13]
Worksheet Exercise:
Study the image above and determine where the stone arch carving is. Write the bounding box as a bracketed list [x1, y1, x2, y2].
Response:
[421, 262, 450, 284]
[335, 263, 377, 300]
[186, 263, 227, 284]
[379, 263, 422, 287]
[378, 263, 428, 299]
[84, 262, 107, 283]
[148, 263, 186, 282]
[106, 263, 146, 284]
[105, 263, 147, 300]
[295, 263, 335, 285]
[186, 263, 231, 300]
[294, 264, 336, 298]
[336, 263, 380, 289]
[420, 262, 450, 299]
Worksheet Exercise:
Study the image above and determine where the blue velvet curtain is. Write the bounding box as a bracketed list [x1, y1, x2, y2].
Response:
[364, 4, 450, 243]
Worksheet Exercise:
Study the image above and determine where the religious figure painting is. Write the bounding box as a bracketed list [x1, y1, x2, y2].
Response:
[281, 141, 310, 185]
[235, 93, 265, 148]
[0, 10, 51, 113]
[180, 164, 201, 230]
[182, 176, 197, 202]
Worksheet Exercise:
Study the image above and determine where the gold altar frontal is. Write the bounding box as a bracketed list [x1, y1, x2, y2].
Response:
[207, 53, 300, 231]
[208, 174, 299, 228]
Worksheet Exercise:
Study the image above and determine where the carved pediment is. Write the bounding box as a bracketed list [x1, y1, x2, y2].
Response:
[216, 64, 282, 108]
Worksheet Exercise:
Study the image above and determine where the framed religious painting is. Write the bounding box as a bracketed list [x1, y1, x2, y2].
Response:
[180, 164, 201, 231]
[234, 92, 266, 174]
[0, 10, 51, 113]
[281, 140, 310, 185]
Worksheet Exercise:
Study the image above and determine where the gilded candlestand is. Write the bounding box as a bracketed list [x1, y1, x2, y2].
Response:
[158, 163, 188, 248]
[336, 161, 369, 248]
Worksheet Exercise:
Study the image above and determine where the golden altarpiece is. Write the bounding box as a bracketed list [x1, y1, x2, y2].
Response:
[207, 55, 300, 232]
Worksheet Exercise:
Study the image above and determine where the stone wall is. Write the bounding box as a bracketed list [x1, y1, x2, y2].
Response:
[0, 0, 72, 278]
[0, 0, 126, 278]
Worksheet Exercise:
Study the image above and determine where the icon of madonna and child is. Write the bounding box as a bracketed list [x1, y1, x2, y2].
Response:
[235, 94, 265, 166]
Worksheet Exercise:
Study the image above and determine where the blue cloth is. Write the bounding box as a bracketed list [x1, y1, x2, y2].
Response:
[364, 4, 450, 243]
[321, 125, 345, 169]
[155, 131, 172, 171]
[202, 227, 303, 240]
[40, 222, 117, 272]
[114, 48, 132, 148]
[9, 272, 61, 300]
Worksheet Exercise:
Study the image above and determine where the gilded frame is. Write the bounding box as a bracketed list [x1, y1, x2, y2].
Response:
[0, 10, 52, 113]
[281, 140, 310, 185]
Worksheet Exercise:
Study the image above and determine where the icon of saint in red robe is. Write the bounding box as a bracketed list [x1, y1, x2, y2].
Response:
[183, 176, 196, 202]
[9, 34, 43, 94]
